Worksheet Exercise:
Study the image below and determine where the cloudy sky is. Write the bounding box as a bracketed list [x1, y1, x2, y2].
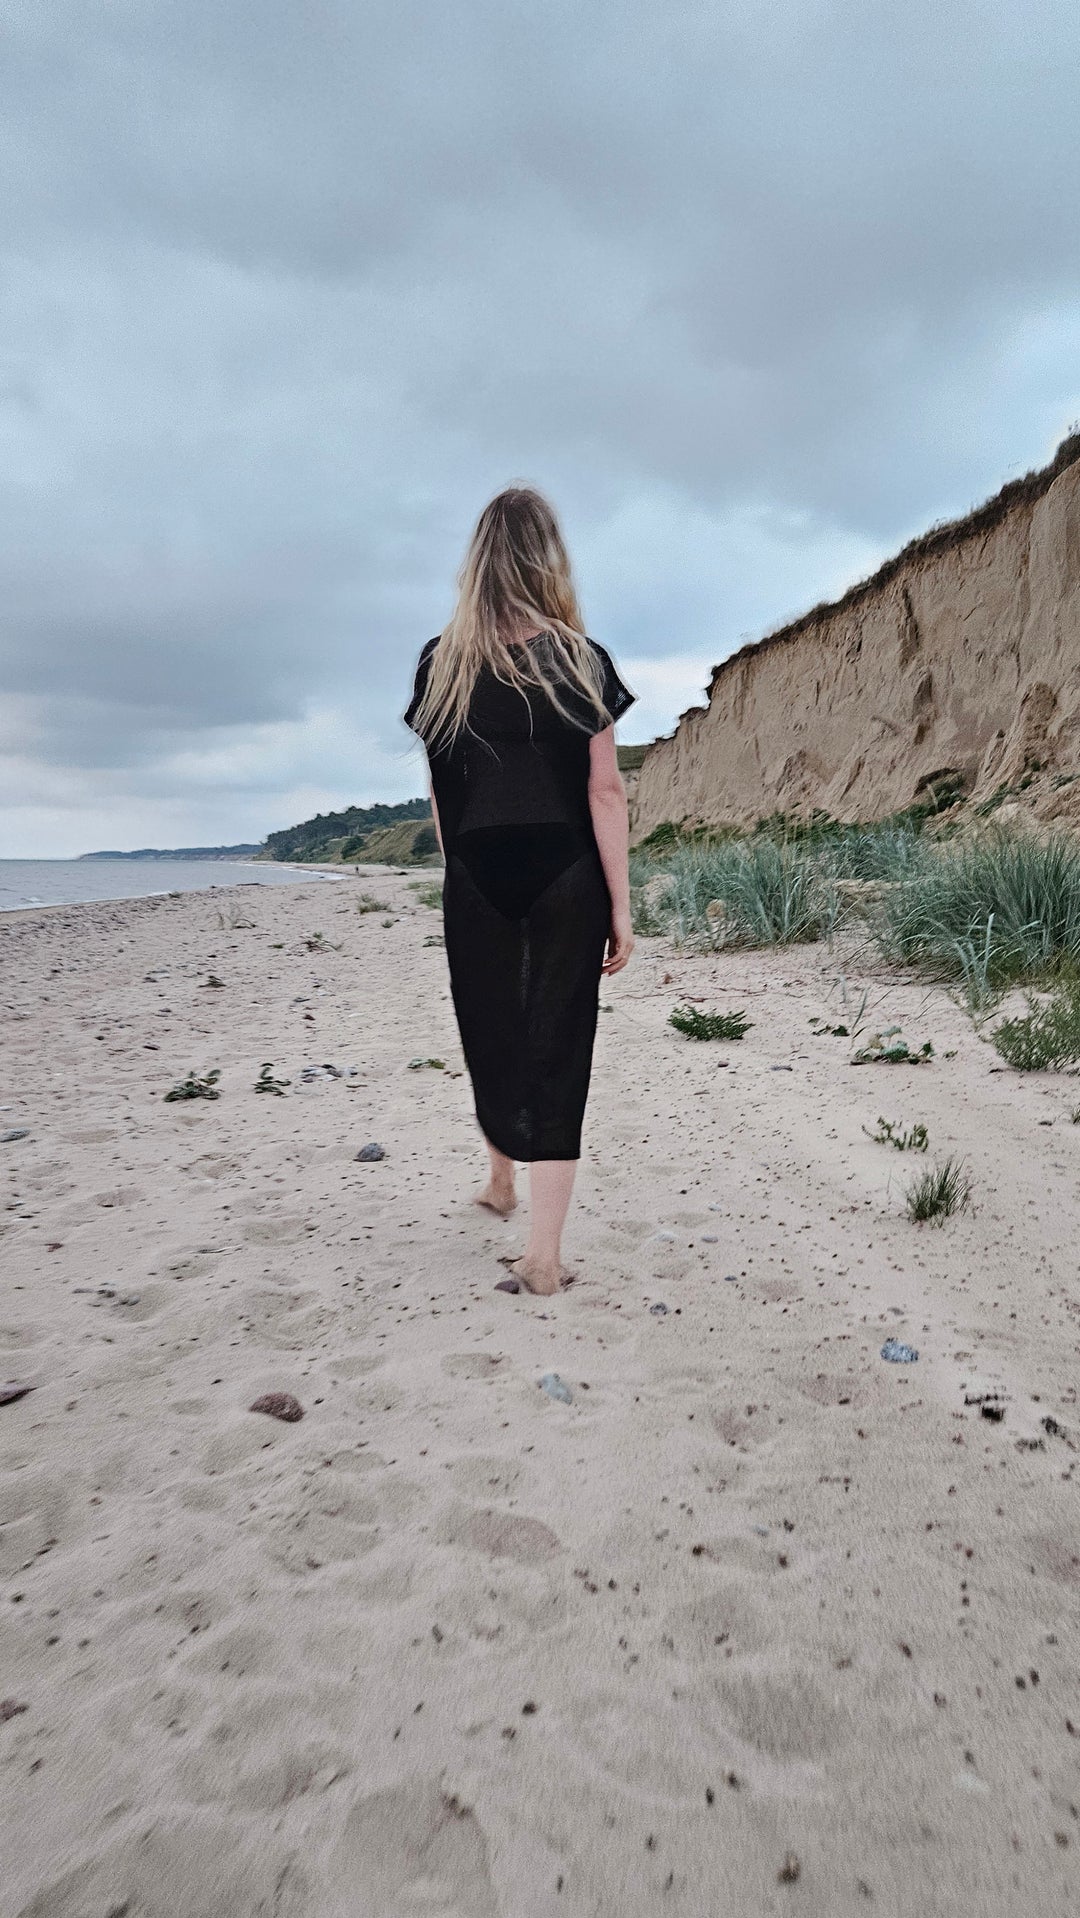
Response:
[3, 0, 1079, 856]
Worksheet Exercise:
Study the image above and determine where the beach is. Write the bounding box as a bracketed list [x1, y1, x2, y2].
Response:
[2, 870, 1078, 1916]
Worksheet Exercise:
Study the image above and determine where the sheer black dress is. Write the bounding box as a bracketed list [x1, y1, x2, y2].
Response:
[403, 634, 637, 1162]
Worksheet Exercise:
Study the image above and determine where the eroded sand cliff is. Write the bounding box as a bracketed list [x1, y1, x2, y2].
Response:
[630, 434, 1080, 840]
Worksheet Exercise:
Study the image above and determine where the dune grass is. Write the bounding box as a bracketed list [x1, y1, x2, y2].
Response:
[876, 830, 1080, 995]
[904, 1156, 972, 1223]
[630, 819, 1080, 1003]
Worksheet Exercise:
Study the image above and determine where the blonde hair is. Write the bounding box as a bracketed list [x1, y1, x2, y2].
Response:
[409, 487, 610, 749]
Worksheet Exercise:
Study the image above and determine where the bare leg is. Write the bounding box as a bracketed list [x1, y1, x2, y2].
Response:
[512, 1159, 577, 1295]
[472, 1136, 518, 1217]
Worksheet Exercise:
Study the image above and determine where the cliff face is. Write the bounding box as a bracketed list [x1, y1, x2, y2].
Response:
[630, 436, 1080, 840]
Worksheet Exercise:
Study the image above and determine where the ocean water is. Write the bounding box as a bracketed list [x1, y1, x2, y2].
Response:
[0, 858, 343, 914]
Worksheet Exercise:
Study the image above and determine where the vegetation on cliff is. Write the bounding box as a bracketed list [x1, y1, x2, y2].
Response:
[264, 798, 433, 865]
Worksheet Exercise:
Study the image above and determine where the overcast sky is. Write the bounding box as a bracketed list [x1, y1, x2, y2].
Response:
[2, 1, 1079, 856]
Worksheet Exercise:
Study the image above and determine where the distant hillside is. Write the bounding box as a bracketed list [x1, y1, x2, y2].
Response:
[265, 746, 651, 868]
[79, 844, 262, 860]
[264, 798, 433, 865]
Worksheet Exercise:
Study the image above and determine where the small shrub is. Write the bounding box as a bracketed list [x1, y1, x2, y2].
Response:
[255, 1062, 290, 1095]
[865, 1116, 929, 1151]
[407, 1056, 446, 1070]
[356, 894, 390, 914]
[304, 930, 343, 951]
[410, 882, 443, 909]
[991, 980, 1080, 1071]
[165, 1068, 221, 1102]
[669, 1006, 752, 1042]
[851, 1028, 934, 1064]
[905, 1156, 972, 1223]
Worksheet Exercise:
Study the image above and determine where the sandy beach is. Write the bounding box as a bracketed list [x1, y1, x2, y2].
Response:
[2, 869, 1079, 1916]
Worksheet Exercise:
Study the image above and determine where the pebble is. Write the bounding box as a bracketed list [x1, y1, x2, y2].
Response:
[702, 1233, 719, 1242]
[249, 1392, 304, 1422]
[356, 1143, 386, 1162]
[1, 1129, 30, 1143]
[650, 1302, 669, 1316]
[494, 1278, 520, 1295]
[881, 1338, 919, 1363]
[539, 1373, 573, 1404]
[0, 1384, 36, 1407]
[723, 1274, 739, 1283]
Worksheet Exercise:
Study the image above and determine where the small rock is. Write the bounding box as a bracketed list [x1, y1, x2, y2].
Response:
[494, 1278, 520, 1294]
[702, 1233, 719, 1243]
[97, 1286, 117, 1299]
[653, 1230, 676, 1243]
[355, 1143, 386, 1162]
[119, 1294, 141, 1307]
[249, 1392, 304, 1422]
[649, 1302, 669, 1316]
[0, 1384, 36, 1407]
[539, 1373, 573, 1404]
[723, 1274, 739, 1283]
[881, 1338, 919, 1363]
[1, 1129, 30, 1143]
[0, 1699, 29, 1721]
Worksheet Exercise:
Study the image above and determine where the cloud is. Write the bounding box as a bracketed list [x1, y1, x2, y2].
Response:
[2, 0, 1079, 852]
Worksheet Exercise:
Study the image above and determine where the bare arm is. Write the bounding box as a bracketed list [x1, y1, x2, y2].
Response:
[588, 725, 635, 975]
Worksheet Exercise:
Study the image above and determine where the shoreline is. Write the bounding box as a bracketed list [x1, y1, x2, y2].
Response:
[3, 872, 1078, 1913]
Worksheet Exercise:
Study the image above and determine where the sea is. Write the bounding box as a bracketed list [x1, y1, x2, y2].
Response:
[0, 858, 344, 914]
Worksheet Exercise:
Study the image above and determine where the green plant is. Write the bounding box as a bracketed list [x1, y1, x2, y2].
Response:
[851, 1028, 934, 1065]
[164, 1067, 221, 1102]
[904, 1156, 972, 1223]
[877, 829, 1080, 990]
[410, 882, 443, 909]
[991, 979, 1080, 1071]
[255, 1062, 290, 1095]
[865, 1116, 929, 1151]
[356, 894, 390, 914]
[304, 930, 343, 951]
[214, 907, 256, 930]
[407, 1056, 446, 1070]
[668, 1006, 752, 1042]
[809, 1016, 850, 1038]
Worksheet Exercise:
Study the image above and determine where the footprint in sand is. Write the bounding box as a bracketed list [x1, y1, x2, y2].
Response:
[443, 1504, 563, 1564]
[239, 1214, 313, 1245]
[22, 1814, 312, 1918]
[440, 1352, 511, 1381]
[709, 1666, 851, 1763]
[327, 1776, 499, 1918]
[658, 1585, 766, 1664]
[442, 1455, 525, 1501]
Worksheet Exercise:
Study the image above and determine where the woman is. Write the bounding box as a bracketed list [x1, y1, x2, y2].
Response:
[403, 486, 637, 1296]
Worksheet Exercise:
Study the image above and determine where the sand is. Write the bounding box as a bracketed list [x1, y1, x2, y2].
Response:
[2, 870, 1079, 1917]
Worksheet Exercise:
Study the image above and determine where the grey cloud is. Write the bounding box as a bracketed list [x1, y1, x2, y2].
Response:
[1, 1, 1079, 850]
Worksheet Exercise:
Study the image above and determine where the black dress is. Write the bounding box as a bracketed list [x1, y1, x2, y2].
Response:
[403, 633, 637, 1162]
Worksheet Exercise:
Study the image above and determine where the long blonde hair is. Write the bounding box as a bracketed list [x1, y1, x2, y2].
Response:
[409, 487, 610, 749]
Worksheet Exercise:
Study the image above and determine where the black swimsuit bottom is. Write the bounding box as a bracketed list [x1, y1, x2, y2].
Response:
[450, 822, 594, 922]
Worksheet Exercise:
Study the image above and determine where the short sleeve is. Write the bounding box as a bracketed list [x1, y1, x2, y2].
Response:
[403, 638, 438, 734]
[588, 640, 637, 731]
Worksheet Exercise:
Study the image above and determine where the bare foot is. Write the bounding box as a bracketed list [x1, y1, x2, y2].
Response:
[500, 1254, 574, 1296]
[472, 1180, 518, 1218]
